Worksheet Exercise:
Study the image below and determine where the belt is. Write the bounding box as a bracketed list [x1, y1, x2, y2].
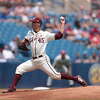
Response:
[32, 55, 43, 60]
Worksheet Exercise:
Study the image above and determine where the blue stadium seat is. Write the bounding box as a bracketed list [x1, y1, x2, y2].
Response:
[0, 22, 29, 43]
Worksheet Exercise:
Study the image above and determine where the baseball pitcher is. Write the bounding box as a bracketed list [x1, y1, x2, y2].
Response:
[3, 16, 87, 93]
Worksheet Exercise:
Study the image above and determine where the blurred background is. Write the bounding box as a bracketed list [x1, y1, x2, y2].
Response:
[0, 0, 100, 89]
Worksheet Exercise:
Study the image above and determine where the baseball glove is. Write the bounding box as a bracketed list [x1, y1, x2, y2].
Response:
[18, 43, 29, 51]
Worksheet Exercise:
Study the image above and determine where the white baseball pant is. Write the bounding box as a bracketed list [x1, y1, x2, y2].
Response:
[15, 55, 61, 80]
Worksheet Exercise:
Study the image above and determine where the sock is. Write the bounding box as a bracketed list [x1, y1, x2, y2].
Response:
[61, 72, 77, 81]
[9, 74, 22, 89]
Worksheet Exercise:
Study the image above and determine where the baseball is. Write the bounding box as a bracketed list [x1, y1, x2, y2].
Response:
[60, 16, 65, 19]
[60, 16, 65, 24]
[60, 16, 65, 20]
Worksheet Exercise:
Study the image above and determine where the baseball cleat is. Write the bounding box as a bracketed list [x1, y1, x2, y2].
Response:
[2, 88, 16, 93]
[75, 75, 87, 87]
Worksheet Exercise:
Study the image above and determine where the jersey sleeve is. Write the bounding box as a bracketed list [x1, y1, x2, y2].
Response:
[45, 31, 55, 41]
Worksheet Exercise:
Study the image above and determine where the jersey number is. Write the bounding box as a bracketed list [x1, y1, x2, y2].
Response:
[38, 38, 45, 43]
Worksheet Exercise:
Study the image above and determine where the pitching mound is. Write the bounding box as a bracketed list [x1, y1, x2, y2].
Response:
[0, 86, 100, 100]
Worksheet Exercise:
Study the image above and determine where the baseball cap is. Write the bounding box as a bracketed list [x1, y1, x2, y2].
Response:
[29, 17, 41, 23]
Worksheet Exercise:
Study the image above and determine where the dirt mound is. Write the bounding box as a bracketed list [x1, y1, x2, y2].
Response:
[0, 86, 100, 100]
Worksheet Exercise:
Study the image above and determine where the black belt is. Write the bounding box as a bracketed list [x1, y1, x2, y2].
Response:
[32, 55, 43, 60]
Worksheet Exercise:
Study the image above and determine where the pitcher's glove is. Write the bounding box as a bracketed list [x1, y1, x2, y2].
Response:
[18, 42, 29, 51]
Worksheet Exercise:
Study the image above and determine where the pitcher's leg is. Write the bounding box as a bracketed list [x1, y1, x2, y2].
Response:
[61, 73, 87, 86]
[41, 55, 74, 80]
[40, 55, 61, 80]
[40, 55, 87, 87]
[3, 59, 36, 93]
[12, 59, 36, 88]
[41, 61, 78, 81]
[16, 59, 36, 75]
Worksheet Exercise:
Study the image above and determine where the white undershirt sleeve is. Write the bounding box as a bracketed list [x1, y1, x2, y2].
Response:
[46, 31, 55, 41]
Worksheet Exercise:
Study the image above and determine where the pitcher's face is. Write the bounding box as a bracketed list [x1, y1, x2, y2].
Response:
[32, 22, 41, 32]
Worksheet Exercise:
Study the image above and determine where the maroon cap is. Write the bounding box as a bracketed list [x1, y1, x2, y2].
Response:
[29, 17, 41, 23]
